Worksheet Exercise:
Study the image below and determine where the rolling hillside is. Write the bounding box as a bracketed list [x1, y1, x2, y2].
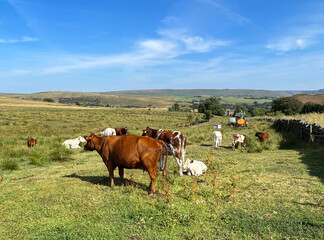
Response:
[103, 89, 291, 98]
[293, 93, 324, 104]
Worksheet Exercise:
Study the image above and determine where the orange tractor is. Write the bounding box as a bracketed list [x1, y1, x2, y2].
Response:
[228, 114, 248, 127]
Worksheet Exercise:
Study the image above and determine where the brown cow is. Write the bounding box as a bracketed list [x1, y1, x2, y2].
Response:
[84, 133, 168, 195]
[27, 138, 37, 148]
[115, 127, 129, 136]
[255, 132, 270, 142]
[142, 126, 186, 176]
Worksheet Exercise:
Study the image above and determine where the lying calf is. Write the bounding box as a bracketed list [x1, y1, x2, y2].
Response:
[183, 159, 207, 176]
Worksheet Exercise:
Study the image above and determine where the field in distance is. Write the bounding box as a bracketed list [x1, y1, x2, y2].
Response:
[2, 89, 277, 108]
[0, 98, 323, 239]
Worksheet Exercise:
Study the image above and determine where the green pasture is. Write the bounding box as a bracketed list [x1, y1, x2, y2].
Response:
[0, 103, 323, 239]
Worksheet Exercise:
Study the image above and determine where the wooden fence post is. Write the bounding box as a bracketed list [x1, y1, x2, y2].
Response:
[309, 124, 313, 143]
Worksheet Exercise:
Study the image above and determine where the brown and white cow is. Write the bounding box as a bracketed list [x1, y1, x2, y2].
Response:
[142, 126, 186, 176]
[84, 133, 168, 195]
[232, 134, 246, 151]
[115, 127, 129, 136]
[255, 132, 270, 142]
[27, 138, 37, 148]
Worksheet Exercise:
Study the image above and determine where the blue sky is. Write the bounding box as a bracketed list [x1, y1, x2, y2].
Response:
[0, 0, 324, 93]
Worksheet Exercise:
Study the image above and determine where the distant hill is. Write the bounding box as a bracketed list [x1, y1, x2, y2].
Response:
[2, 89, 323, 108]
[292, 93, 324, 105]
[282, 89, 324, 95]
[103, 89, 291, 98]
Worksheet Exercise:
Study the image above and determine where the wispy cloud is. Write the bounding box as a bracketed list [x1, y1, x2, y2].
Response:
[199, 0, 254, 25]
[266, 20, 324, 52]
[158, 28, 230, 53]
[0, 36, 38, 44]
[14, 29, 228, 75]
[266, 37, 311, 52]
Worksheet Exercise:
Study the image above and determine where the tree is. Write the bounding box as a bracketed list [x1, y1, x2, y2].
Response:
[248, 107, 266, 116]
[204, 110, 213, 121]
[271, 97, 303, 115]
[301, 102, 324, 113]
[168, 103, 181, 111]
[234, 104, 247, 115]
[198, 97, 225, 116]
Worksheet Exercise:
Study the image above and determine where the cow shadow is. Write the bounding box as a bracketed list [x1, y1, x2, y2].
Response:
[64, 173, 148, 190]
[200, 143, 213, 147]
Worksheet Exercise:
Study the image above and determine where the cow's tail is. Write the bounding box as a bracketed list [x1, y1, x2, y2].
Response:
[158, 140, 168, 178]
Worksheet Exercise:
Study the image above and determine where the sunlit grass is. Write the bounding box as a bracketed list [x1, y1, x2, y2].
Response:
[0, 102, 323, 239]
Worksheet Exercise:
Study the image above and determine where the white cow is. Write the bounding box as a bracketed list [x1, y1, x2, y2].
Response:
[213, 131, 222, 149]
[62, 136, 86, 149]
[183, 159, 207, 176]
[101, 128, 116, 137]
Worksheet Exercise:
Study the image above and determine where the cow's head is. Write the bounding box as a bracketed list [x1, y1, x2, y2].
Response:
[78, 136, 87, 142]
[142, 126, 152, 136]
[122, 127, 129, 135]
[84, 133, 97, 151]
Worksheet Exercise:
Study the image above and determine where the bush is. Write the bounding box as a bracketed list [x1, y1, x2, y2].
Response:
[301, 102, 324, 114]
[1, 158, 19, 171]
[271, 97, 303, 115]
[49, 144, 73, 162]
[29, 149, 49, 166]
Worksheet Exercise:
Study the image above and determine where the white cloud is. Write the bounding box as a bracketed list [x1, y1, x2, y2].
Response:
[0, 36, 38, 44]
[266, 24, 324, 53]
[138, 39, 178, 55]
[266, 37, 311, 52]
[22, 36, 38, 42]
[158, 28, 230, 53]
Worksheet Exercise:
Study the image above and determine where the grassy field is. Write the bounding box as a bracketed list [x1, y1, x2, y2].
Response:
[0, 98, 323, 239]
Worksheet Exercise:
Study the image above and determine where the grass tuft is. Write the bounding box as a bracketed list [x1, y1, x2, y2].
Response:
[1, 158, 19, 171]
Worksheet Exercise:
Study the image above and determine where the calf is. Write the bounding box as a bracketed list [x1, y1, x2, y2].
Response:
[213, 131, 222, 149]
[27, 138, 37, 148]
[183, 159, 207, 176]
[62, 136, 86, 149]
[142, 126, 186, 176]
[101, 128, 116, 137]
[255, 132, 270, 142]
[115, 127, 129, 136]
[232, 134, 246, 151]
[84, 133, 168, 195]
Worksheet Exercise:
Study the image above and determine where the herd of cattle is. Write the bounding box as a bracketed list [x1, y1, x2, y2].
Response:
[26, 127, 270, 195]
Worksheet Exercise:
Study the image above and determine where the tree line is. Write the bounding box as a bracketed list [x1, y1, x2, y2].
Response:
[169, 96, 324, 120]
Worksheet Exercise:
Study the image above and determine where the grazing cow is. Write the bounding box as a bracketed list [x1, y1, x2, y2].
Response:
[115, 127, 129, 136]
[101, 128, 116, 137]
[183, 159, 207, 176]
[84, 133, 168, 195]
[142, 126, 186, 176]
[255, 132, 270, 142]
[27, 138, 37, 148]
[232, 134, 246, 151]
[62, 136, 86, 149]
[213, 131, 222, 149]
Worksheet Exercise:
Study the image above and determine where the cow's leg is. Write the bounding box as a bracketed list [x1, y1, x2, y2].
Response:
[118, 167, 125, 186]
[232, 143, 235, 151]
[105, 161, 115, 187]
[175, 151, 183, 176]
[148, 168, 157, 195]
